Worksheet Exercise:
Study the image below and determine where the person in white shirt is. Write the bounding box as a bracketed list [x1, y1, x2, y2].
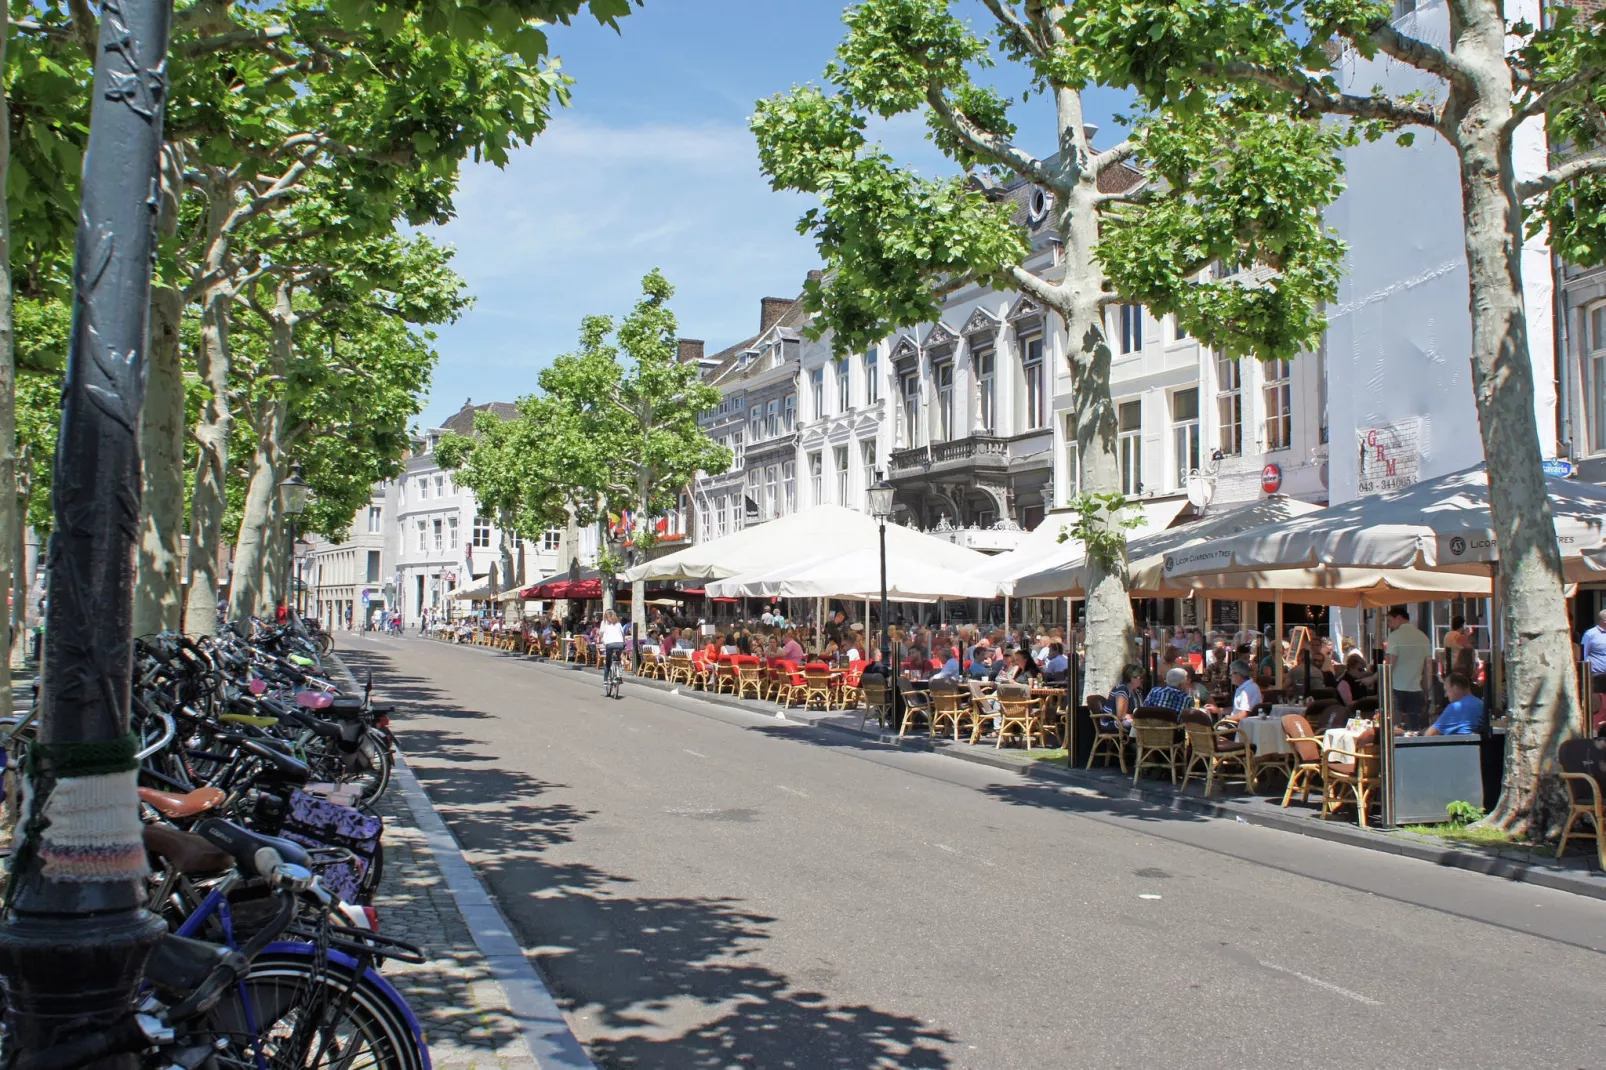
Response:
[599, 610, 627, 685]
[1385, 605, 1432, 731]
[1227, 661, 1262, 721]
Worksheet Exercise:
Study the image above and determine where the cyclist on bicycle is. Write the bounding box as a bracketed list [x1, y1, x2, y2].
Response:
[600, 609, 627, 693]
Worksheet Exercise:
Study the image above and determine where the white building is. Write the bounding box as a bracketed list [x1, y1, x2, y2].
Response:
[305, 482, 396, 631]
[391, 401, 580, 627]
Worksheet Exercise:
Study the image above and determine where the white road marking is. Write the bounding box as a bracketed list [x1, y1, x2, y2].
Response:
[777, 785, 809, 798]
[1258, 960, 1381, 1006]
[1059, 785, 1101, 798]
[935, 843, 957, 853]
[684, 749, 708, 759]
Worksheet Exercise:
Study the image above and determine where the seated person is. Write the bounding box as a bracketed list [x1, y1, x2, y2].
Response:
[779, 631, 806, 663]
[1143, 667, 1193, 713]
[930, 647, 963, 681]
[1107, 663, 1146, 726]
[1042, 642, 1069, 680]
[1426, 671, 1485, 735]
[1210, 661, 1261, 722]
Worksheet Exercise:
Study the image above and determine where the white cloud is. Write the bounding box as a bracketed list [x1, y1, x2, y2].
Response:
[416, 113, 820, 426]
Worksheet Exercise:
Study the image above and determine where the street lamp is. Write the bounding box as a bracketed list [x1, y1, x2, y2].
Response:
[280, 465, 310, 619]
[869, 474, 896, 722]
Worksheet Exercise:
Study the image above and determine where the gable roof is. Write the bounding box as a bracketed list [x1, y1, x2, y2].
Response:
[440, 400, 519, 435]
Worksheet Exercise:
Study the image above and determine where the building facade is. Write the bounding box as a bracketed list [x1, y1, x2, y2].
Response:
[306, 482, 396, 631]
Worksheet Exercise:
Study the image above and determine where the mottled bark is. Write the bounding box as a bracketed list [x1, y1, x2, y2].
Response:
[183, 184, 237, 635]
[1447, 1, 1578, 835]
[0, 6, 14, 716]
[134, 284, 185, 635]
[227, 279, 294, 623]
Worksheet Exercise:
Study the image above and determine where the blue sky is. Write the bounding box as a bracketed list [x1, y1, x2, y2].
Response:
[415, 0, 1132, 429]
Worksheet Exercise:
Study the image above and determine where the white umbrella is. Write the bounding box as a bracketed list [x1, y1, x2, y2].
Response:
[621, 503, 989, 583]
[968, 497, 1189, 593]
[1160, 464, 1606, 582]
[1013, 496, 1322, 598]
[707, 546, 1001, 602]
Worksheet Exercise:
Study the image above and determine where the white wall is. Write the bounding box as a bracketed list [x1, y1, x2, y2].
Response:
[1325, 0, 1555, 504]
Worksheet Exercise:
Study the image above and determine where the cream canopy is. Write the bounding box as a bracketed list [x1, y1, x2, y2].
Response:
[1160, 464, 1606, 583]
[966, 497, 1188, 593]
[706, 546, 1000, 602]
[619, 504, 991, 583]
[1012, 496, 1323, 599]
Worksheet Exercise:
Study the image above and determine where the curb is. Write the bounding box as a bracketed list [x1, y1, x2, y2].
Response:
[330, 653, 597, 1070]
[505, 645, 1606, 904]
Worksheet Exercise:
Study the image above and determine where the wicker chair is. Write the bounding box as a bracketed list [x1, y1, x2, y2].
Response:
[859, 673, 891, 731]
[801, 664, 834, 710]
[994, 683, 1046, 750]
[734, 655, 765, 699]
[690, 653, 714, 691]
[773, 660, 808, 707]
[838, 661, 867, 710]
[714, 656, 738, 695]
[1279, 713, 1325, 807]
[636, 648, 662, 679]
[1131, 708, 1184, 785]
[666, 651, 695, 686]
[898, 689, 933, 739]
[928, 679, 967, 740]
[1557, 738, 1606, 868]
[962, 679, 997, 744]
[1084, 693, 1126, 773]
[1181, 709, 1250, 796]
[1320, 724, 1380, 827]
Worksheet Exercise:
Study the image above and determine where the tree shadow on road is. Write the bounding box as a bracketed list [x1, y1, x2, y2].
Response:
[356, 646, 956, 1069]
[338, 647, 491, 721]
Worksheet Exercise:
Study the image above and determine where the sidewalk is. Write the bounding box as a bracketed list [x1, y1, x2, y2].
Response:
[500, 644, 1606, 903]
[330, 654, 595, 1070]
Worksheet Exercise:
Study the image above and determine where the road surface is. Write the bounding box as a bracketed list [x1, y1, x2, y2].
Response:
[340, 634, 1605, 1070]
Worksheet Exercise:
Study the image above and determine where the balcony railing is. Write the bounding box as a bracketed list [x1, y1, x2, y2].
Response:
[889, 434, 1010, 475]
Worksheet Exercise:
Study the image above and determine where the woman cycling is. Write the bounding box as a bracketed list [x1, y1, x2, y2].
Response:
[600, 609, 627, 693]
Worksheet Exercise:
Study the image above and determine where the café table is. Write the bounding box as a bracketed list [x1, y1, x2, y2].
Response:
[1323, 724, 1368, 757]
[1234, 714, 1290, 755]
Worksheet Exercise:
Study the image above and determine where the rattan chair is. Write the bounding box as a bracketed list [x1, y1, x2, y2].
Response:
[898, 690, 933, 739]
[860, 673, 891, 731]
[1131, 708, 1183, 785]
[1557, 738, 1606, 869]
[962, 679, 997, 744]
[714, 656, 738, 695]
[1084, 693, 1126, 773]
[801, 664, 834, 710]
[994, 683, 1045, 750]
[1181, 710, 1250, 796]
[1279, 713, 1325, 807]
[1320, 725, 1380, 827]
[773, 660, 808, 707]
[928, 679, 966, 740]
[735, 656, 765, 699]
[667, 651, 695, 686]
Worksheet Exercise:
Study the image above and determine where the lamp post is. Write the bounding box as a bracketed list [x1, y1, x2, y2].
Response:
[869, 474, 896, 721]
[0, 0, 175, 1053]
[280, 465, 310, 620]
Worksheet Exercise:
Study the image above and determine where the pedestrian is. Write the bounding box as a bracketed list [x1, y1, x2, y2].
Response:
[1384, 605, 1432, 732]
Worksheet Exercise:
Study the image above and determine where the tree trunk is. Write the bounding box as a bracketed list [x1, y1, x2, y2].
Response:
[1052, 125, 1136, 699]
[1449, 10, 1578, 835]
[227, 429, 284, 622]
[0, 5, 15, 718]
[184, 253, 235, 634]
[134, 284, 185, 636]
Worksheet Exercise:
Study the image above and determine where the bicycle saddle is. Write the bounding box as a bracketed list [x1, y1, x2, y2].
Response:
[142, 823, 234, 876]
[194, 818, 312, 875]
[138, 785, 225, 819]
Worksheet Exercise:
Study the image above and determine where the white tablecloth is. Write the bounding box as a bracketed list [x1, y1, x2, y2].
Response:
[1323, 727, 1365, 757]
[1235, 715, 1290, 755]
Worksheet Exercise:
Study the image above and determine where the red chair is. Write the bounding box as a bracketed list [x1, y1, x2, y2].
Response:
[714, 654, 738, 695]
[734, 655, 764, 699]
[801, 662, 835, 710]
[773, 660, 807, 706]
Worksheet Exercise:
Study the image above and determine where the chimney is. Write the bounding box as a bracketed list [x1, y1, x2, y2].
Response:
[806, 269, 824, 284]
[760, 297, 794, 333]
[677, 338, 705, 365]
[1083, 123, 1099, 147]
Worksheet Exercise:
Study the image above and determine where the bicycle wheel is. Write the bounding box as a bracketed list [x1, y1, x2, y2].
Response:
[316, 633, 335, 655]
[203, 953, 425, 1070]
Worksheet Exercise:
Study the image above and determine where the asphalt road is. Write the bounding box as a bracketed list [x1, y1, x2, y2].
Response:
[341, 634, 1606, 1070]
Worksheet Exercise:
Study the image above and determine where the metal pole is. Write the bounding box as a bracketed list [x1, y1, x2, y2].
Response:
[0, 0, 173, 1054]
[880, 519, 891, 726]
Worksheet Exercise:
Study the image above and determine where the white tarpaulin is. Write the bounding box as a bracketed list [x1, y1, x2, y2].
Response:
[1162, 464, 1606, 581]
[1012, 497, 1319, 598]
[967, 497, 1188, 593]
[707, 546, 1000, 602]
[620, 504, 990, 583]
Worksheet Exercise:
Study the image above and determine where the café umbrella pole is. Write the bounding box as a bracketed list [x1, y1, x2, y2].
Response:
[0, 0, 175, 1052]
